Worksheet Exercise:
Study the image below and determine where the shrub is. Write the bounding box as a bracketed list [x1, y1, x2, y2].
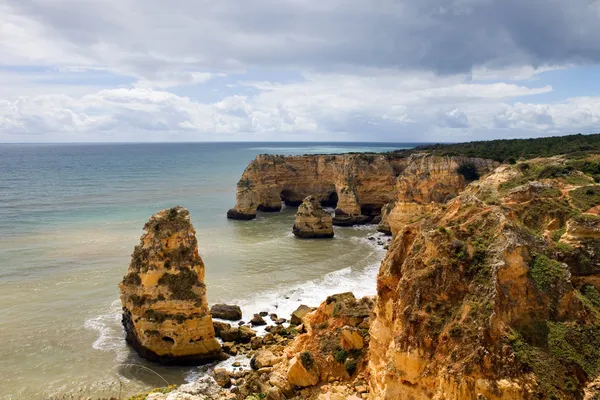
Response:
[550, 227, 566, 243]
[449, 325, 462, 338]
[123, 272, 141, 286]
[537, 164, 575, 179]
[345, 359, 357, 375]
[582, 285, 600, 309]
[157, 267, 202, 301]
[570, 185, 600, 211]
[529, 255, 566, 294]
[300, 351, 314, 370]
[238, 178, 253, 189]
[334, 347, 348, 363]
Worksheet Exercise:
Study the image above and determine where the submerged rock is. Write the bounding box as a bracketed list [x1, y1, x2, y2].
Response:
[119, 206, 222, 365]
[210, 303, 242, 321]
[293, 196, 335, 238]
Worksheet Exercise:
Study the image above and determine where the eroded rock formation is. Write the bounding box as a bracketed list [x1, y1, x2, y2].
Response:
[119, 206, 222, 365]
[387, 153, 498, 235]
[227, 153, 406, 223]
[368, 159, 600, 399]
[293, 196, 334, 238]
[284, 293, 374, 389]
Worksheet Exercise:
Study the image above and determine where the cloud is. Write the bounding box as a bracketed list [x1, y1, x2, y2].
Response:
[4, 71, 598, 142]
[2, 0, 600, 78]
[1, 0, 599, 142]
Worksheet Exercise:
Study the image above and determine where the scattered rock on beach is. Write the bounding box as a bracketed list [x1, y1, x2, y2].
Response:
[210, 304, 242, 321]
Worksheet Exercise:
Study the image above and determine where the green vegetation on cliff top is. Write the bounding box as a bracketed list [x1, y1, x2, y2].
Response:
[411, 133, 600, 162]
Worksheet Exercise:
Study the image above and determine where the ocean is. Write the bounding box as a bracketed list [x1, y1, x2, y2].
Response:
[0, 142, 416, 399]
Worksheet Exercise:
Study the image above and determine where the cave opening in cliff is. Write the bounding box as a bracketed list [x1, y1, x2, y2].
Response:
[321, 192, 338, 208]
[361, 204, 381, 216]
[280, 189, 304, 206]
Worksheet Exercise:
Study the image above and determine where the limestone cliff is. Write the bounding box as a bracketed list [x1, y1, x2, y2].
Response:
[368, 159, 600, 399]
[227, 153, 406, 223]
[119, 206, 222, 365]
[293, 195, 334, 238]
[387, 154, 498, 235]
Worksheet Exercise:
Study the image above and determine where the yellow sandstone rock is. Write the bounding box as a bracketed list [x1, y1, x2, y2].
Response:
[119, 206, 222, 364]
[287, 355, 319, 387]
[340, 327, 363, 350]
[293, 196, 334, 238]
[227, 153, 403, 223]
[368, 161, 600, 399]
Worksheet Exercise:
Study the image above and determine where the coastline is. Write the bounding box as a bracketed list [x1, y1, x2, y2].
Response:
[80, 225, 389, 398]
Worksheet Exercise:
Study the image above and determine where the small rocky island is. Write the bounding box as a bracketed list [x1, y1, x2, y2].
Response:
[119, 206, 222, 365]
[293, 195, 334, 238]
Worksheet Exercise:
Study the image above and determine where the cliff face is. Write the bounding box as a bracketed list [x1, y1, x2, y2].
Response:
[293, 195, 334, 238]
[119, 206, 222, 365]
[227, 153, 497, 230]
[227, 153, 406, 221]
[387, 154, 498, 236]
[369, 160, 600, 399]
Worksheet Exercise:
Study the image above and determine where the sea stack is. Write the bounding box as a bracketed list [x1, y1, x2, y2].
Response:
[119, 206, 222, 365]
[293, 196, 334, 238]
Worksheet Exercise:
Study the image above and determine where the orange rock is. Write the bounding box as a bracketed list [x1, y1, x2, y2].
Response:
[119, 206, 222, 364]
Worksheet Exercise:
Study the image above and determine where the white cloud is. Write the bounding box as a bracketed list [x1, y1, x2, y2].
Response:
[1, 0, 600, 142]
[2, 71, 598, 142]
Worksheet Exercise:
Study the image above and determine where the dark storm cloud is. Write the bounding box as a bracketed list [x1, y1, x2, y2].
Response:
[5, 0, 600, 74]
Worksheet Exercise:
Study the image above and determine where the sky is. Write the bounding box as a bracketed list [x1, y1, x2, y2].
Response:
[1, 0, 600, 143]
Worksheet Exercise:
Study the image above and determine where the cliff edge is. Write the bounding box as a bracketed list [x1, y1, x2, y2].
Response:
[369, 158, 600, 399]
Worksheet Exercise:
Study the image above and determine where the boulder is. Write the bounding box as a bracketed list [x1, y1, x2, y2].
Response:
[340, 327, 364, 350]
[293, 195, 334, 238]
[250, 314, 267, 326]
[291, 304, 313, 325]
[265, 387, 285, 400]
[213, 321, 231, 337]
[250, 350, 283, 370]
[269, 372, 294, 398]
[250, 336, 263, 350]
[220, 325, 256, 343]
[210, 304, 242, 321]
[287, 355, 319, 387]
[118, 206, 222, 365]
[213, 368, 231, 388]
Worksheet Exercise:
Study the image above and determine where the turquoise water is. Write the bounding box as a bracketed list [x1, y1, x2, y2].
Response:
[0, 142, 414, 399]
